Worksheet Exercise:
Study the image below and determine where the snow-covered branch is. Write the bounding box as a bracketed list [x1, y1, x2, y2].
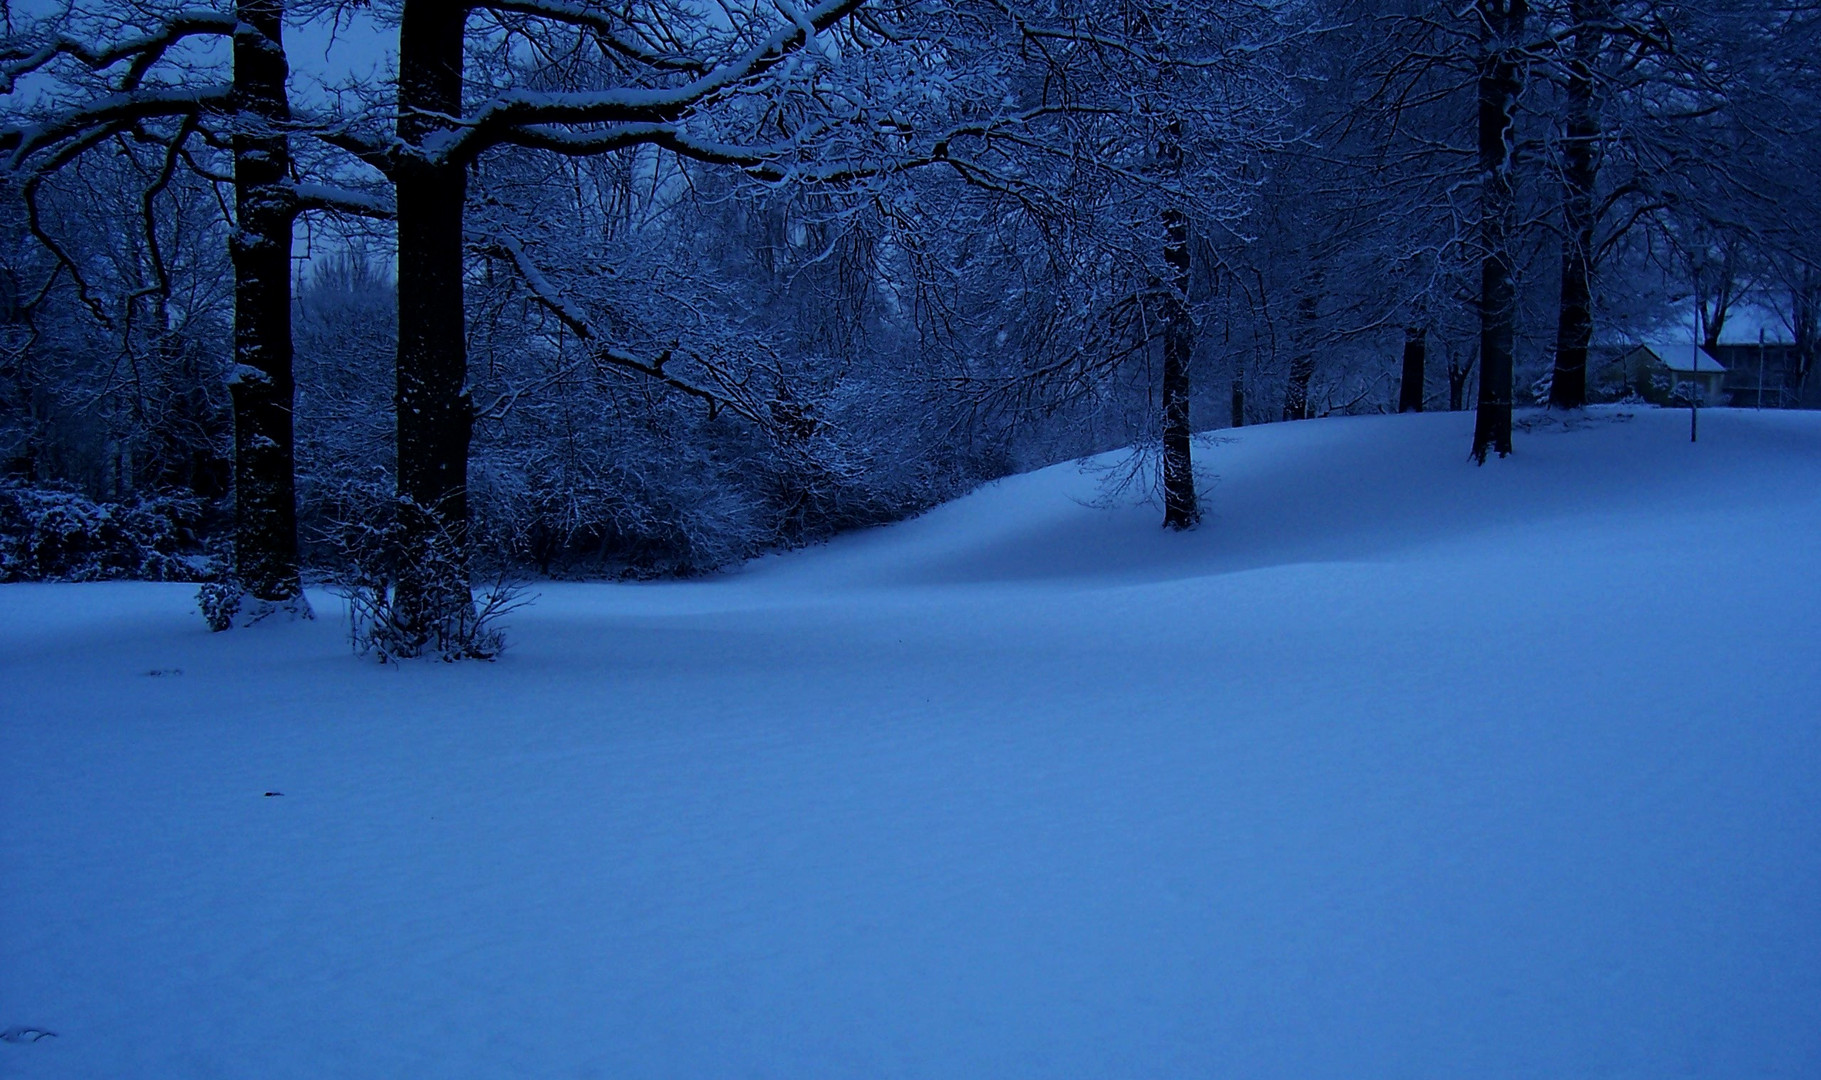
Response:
[0, 10, 237, 94]
[484, 233, 774, 425]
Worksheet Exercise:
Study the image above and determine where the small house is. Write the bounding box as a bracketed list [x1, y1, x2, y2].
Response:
[1608, 344, 1729, 405]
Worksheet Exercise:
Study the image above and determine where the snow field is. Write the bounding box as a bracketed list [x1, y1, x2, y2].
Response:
[3, 407, 1820, 1078]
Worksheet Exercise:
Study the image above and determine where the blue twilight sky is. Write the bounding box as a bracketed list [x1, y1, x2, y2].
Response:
[6, 2, 396, 100]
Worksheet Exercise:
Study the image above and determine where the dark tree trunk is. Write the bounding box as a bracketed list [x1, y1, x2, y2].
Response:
[391, 3, 474, 647]
[1158, 126, 1197, 529]
[1472, 0, 1526, 463]
[1548, 0, 1599, 410]
[227, 0, 305, 610]
[1449, 350, 1475, 411]
[1700, 245, 1736, 351]
[1230, 371, 1245, 428]
[394, 166, 469, 538]
[1794, 269, 1819, 393]
[1282, 353, 1313, 420]
[1398, 325, 1427, 412]
[1281, 286, 1319, 421]
[1159, 235, 1197, 527]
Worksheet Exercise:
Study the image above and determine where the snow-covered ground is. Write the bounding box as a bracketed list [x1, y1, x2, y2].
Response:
[4, 407, 1820, 1079]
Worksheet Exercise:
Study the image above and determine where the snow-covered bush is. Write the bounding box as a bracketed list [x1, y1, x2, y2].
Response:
[0, 482, 217, 582]
[343, 576, 523, 663]
[326, 497, 522, 662]
[196, 579, 242, 631]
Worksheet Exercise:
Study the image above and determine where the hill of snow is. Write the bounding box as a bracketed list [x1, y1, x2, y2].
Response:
[3, 407, 1819, 1079]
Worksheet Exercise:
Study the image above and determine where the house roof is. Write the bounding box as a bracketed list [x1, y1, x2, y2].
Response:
[1634, 344, 1728, 373]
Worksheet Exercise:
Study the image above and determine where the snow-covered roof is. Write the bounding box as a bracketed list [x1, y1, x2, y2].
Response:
[1637, 344, 1727, 373]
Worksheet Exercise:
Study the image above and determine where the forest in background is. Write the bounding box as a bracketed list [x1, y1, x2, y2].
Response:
[1, 0, 1817, 655]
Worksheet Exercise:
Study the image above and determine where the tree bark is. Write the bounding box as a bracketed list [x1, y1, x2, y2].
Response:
[1398, 325, 1427, 412]
[1450, 350, 1475, 411]
[1230, 371, 1245, 428]
[1700, 245, 1736, 351]
[227, 0, 305, 608]
[1547, 0, 1599, 410]
[1793, 268, 1818, 394]
[1159, 125, 1197, 529]
[1472, 0, 1526, 463]
[391, 2, 474, 646]
[1281, 286, 1319, 421]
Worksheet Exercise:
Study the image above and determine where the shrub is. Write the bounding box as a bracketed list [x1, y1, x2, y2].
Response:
[0, 482, 218, 583]
[196, 579, 242, 631]
[331, 496, 526, 662]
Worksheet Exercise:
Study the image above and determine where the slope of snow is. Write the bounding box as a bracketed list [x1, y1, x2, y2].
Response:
[3, 408, 1820, 1079]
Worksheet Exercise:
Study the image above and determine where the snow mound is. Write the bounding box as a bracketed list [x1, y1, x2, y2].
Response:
[749, 406, 1821, 587]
